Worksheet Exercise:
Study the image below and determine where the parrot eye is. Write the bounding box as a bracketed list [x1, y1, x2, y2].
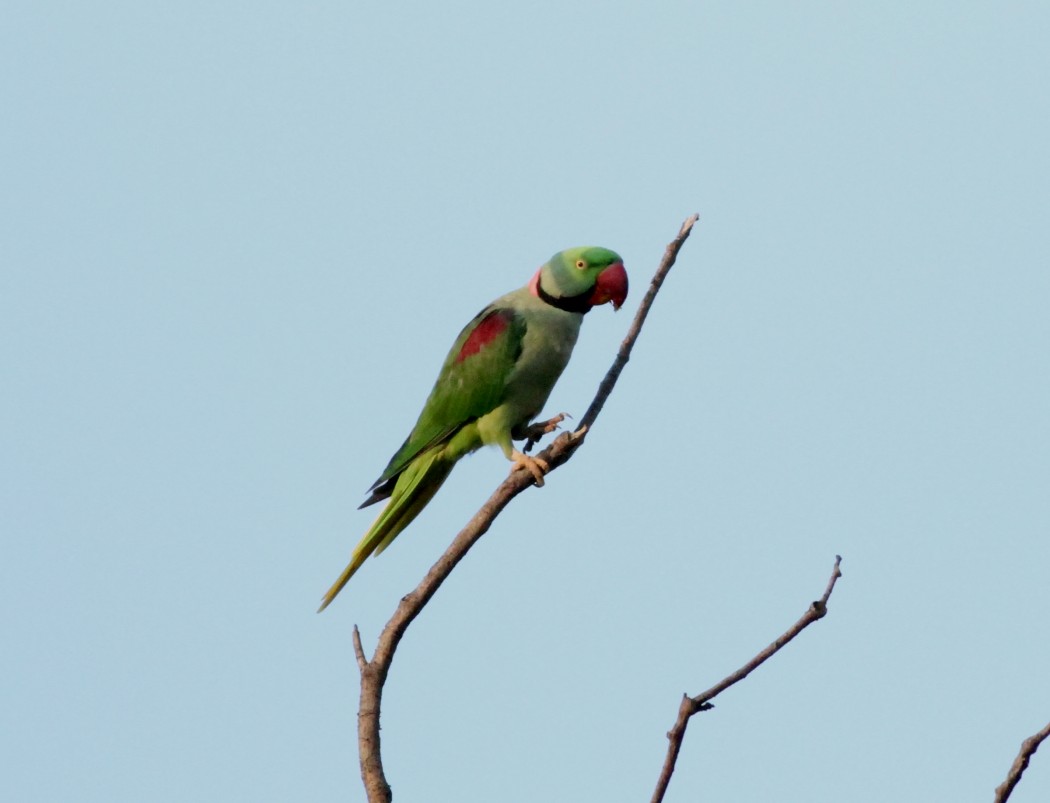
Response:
[575, 259, 586, 270]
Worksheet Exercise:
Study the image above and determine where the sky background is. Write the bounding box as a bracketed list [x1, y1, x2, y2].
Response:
[3, 2, 1049, 801]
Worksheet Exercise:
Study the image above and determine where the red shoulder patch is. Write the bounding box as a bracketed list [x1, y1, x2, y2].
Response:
[456, 310, 512, 363]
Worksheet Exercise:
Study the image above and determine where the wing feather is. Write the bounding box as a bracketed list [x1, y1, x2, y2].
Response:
[364, 304, 526, 500]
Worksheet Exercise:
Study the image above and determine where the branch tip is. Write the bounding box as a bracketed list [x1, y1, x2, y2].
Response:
[352, 625, 368, 671]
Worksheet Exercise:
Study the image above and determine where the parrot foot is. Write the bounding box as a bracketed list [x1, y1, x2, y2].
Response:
[511, 450, 549, 486]
[522, 413, 571, 453]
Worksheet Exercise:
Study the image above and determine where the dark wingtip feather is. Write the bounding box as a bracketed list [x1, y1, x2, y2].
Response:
[359, 476, 395, 508]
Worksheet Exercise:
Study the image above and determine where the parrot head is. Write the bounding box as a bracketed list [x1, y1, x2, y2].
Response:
[530, 247, 628, 313]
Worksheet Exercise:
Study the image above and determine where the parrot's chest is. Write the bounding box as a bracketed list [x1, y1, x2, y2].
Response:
[504, 308, 581, 413]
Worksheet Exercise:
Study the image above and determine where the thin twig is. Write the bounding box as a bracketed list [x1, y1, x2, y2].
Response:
[579, 215, 699, 433]
[994, 720, 1050, 803]
[650, 555, 844, 803]
[351, 625, 367, 671]
[354, 215, 699, 803]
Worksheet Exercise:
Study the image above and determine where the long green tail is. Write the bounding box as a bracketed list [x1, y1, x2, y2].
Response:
[318, 449, 454, 612]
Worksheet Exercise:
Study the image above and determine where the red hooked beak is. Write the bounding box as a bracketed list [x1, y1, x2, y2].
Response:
[589, 261, 628, 310]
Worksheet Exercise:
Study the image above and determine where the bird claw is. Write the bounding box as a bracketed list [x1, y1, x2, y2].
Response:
[511, 450, 549, 486]
[522, 413, 571, 453]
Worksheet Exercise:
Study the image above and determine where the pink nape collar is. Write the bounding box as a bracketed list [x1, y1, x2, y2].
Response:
[528, 268, 542, 297]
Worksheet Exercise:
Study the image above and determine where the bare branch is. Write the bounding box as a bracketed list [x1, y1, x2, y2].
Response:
[994, 719, 1050, 803]
[579, 214, 699, 433]
[355, 215, 699, 803]
[650, 555, 844, 803]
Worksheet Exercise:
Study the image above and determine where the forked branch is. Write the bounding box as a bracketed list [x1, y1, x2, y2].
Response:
[650, 555, 844, 803]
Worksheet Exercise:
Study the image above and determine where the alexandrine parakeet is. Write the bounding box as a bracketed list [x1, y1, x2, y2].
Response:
[318, 246, 627, 611]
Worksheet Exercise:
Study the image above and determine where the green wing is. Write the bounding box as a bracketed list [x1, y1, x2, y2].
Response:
[362, 304, 526, 505]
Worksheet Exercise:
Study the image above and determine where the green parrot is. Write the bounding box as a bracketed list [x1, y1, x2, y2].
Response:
[318, 246, 628, 611]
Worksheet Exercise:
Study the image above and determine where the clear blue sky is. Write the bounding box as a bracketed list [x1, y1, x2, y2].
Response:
[4, 2, 1049, 801]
